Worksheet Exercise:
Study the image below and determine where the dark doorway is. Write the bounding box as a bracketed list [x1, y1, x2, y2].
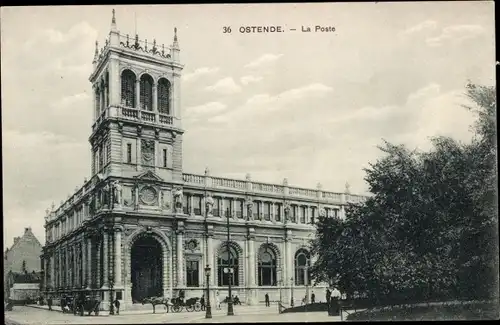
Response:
[131, 236, 163, 302]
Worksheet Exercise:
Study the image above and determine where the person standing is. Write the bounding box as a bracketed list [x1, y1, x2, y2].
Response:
[47, 296, 53, 311]
[311, 292, 316, 304]
[200, 294, 205, 311]
[330, 287, 341, 316]
[265, 293, 270, 307]
[215, 291, 221, 310]
[114, 298, 120, 315]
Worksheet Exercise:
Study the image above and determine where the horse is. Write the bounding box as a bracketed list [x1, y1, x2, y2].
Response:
[142, 296, 171, 314]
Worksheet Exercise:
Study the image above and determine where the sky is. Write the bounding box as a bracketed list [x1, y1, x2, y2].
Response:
[1, 2, 496, 248]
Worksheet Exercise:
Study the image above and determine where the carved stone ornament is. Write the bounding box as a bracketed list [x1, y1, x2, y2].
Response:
[139, 186, 158, 205]
[184, 239, 199, 252]
[112, 181, 122, 205]
[123, 186, 135, 207]
[319, 207, 327, 217]
[173, 188, 183, 212]
[160, 191, 171, 210]
[205, 195, 214, 214]
[141, 139, 155, 167]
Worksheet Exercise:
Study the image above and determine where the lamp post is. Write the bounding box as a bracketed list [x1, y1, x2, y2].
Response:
[277, 267, 282, 313]
[204, 265, 212, 319]
[204, 196, 214, 319]
[290, 277, 294, 307]
[225, 207, 234, 316]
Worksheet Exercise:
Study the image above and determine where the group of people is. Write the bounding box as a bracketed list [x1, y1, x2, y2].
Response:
[198, 291, 241, 310]
[36, 292, 115, 316]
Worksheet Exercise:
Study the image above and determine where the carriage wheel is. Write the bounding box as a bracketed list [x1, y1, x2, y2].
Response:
[172, 305, 182, 313]
[186, 305, 194, 312]
[194, 303, 201, 312]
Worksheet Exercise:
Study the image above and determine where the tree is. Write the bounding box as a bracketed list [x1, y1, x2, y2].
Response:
[310, 83, 497, 303]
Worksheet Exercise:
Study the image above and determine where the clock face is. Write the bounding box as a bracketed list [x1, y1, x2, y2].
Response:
[140, 186, 157, 205]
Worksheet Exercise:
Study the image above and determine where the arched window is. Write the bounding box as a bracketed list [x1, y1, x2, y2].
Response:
[294, 248, 311, 286]
[258, 245, 277, 286]
[121, 70, 136, 108]
[157, 78, 171, 114]
[105, 72, 110, 107]
[217, 245, 239, 286]
[95, 86, 101, 117]
[140, 74, 154, 111]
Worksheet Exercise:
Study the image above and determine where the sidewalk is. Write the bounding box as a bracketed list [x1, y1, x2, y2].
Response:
[27, 303, 274, 316]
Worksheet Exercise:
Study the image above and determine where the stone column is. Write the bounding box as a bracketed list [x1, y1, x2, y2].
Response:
[246, 231, 257, 305]
[86, 236, 92, 289]
[207, 234, 214, 286]
[114, 227, 122, 288]
[152, 85, 158, 112]
[135, 80, 140, 109]
[96, 241, 101, 288]
[102, 230, 109, 289]
[50, 253, 55, 289]
[176, 230, 184, 286]
[285, 229, 293, 300]
[104, 85, 108, 109]
[43, 257, 48, 291]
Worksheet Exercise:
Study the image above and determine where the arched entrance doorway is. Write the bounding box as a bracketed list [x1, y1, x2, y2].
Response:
[131, 235, 163, 302]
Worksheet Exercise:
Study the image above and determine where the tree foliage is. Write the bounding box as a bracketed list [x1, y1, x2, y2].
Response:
[311, 84, 498, 303]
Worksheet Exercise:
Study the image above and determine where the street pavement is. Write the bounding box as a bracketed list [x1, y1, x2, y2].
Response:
[5, 304, 344, 324]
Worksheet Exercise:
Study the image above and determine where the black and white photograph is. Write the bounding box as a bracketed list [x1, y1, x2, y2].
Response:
[1, 2, 498, 323]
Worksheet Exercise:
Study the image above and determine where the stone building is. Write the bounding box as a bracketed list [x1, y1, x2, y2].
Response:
[4, 227, 43, 299]
[40, 11, 367, 309]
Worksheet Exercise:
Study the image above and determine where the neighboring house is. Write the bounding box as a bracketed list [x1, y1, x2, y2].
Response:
[4, 227, 43, 300]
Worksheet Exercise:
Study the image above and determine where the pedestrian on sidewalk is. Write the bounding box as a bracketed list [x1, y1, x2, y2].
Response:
[200, 294, 205, 311]
[215, 291, 221, 310]
[114, 298, 120, 315]
[265, 293, 270, 307]
[311, 292, 316, 304]
[47, 296, 53, 311]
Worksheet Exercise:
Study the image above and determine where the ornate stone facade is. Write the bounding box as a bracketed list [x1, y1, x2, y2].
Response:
[40, 11, 368, 310]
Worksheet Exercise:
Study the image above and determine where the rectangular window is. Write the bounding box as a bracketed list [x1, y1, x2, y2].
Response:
[213, 198, 220, 217]
[162, 149, 167, 167]
[311, 207, 316, 224]
[186, 260, 199, 287]
[126, 143, 132, 163]
[264, 202, 271, 221]
[300, 206, 306, 223]
[183, 194, 189, 214]
[291, 205, 297, 223]
[275, 204, 281, 222]
[333, 209, 339, 218]
[193, 196, 201, 215]
[253, 201, 259, 220]
[222, 198, 231, 217]
[236, 200, 243, 219]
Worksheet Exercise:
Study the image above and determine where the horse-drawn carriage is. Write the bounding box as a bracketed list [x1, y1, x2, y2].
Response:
[142, 296, 202, 313]
[170, 297, 202, 313]
[61, 294, 101, 316]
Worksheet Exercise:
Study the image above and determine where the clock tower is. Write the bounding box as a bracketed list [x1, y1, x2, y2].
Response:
[89, 9, 184, 183]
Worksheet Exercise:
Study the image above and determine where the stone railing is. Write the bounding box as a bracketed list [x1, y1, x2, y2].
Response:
[182, 172, 367, 205]
[213, 177, 247, 190]
[92, 106, 174, 130]
[182, 173, 204, 185]
[253, 182, 285, 194]
[118, 33, 173, 60]
[289, 186, 317, 198]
